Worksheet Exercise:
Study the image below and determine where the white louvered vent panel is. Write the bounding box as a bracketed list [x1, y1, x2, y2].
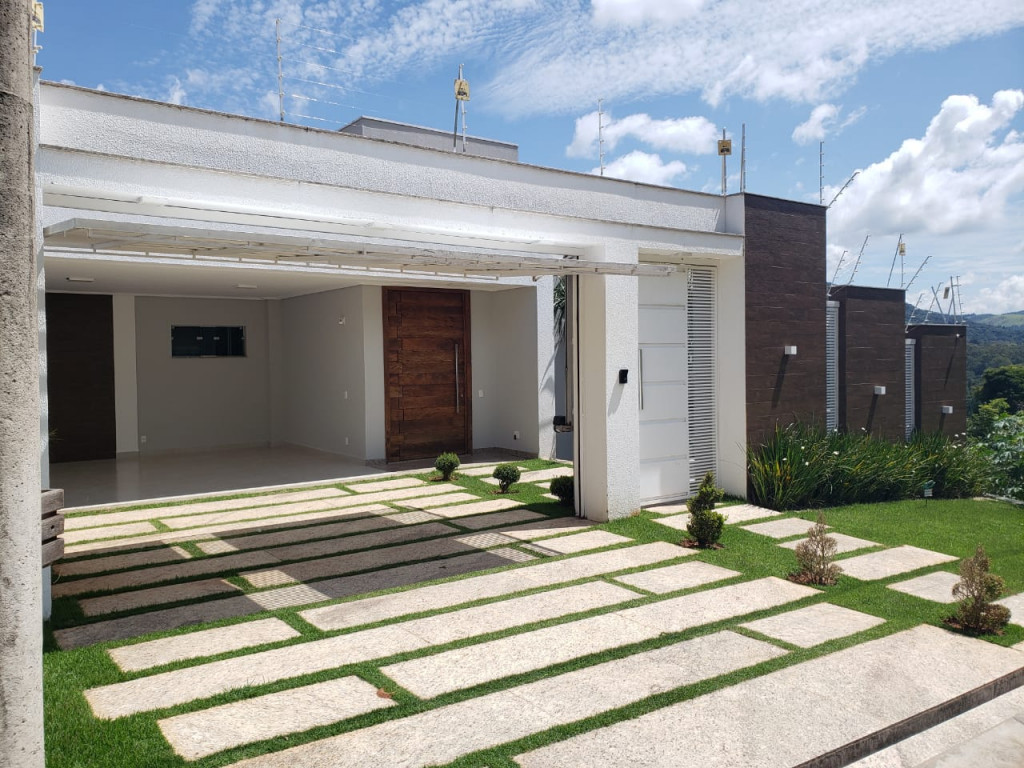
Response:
[905, 339, 916, 439]
[687, 267, 717, 495]
[825, 301, 839, 432]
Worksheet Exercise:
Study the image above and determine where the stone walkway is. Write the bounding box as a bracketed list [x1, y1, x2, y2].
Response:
[46, 473, 1024, 768]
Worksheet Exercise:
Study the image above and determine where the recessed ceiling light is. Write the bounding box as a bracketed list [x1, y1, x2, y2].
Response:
[235, 283, 258, 289]
[65, 276, 94, 283]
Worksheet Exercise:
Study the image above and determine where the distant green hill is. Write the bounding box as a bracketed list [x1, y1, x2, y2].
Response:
[972, 311, 1024, 328]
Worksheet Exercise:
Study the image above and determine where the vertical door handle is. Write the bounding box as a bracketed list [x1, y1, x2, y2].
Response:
[639, 347, 644, 410]
[455, 342, 461, 414]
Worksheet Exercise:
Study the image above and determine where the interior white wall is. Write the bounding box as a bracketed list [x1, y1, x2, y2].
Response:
[135, 297, 270, 453]
[280, 287, 366, 459]
[361, 286, 386, 460]
[716, 254, 748, 497]
[111, 293, 139, 453]
[470, 286, 550, 455]
[266, 299, 285, 445]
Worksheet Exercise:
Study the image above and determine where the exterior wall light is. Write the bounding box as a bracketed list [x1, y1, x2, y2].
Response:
[784, 345, 797, 356]
[874, 386, 886, 396]
[941, 405, 954, 414]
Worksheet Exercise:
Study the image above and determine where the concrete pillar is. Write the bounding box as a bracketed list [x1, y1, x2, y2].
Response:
[574, 242, 640, 521]
[0, 1, 45, 766]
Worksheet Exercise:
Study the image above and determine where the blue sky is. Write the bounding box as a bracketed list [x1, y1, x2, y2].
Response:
[38, 0, 1024, 314]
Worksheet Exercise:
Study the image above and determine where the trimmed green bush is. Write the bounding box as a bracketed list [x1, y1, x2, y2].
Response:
[686, 471, 725, 548]
[492, 463, 521, 493]
[952, 545, 1011, 634]
[550, 476, 574, 506]
[434, 452, 460, 481]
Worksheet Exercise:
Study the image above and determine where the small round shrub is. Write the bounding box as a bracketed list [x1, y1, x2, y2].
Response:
[951, 545, 1011, 634]
[434, 452, 460, 481]
[550, 476, 574, 506]
[686, 471, 725, 548]
[492, 463, 521, 493]
[793, 513, 842, 585]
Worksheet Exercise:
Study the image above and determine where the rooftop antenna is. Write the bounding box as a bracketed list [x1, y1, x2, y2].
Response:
[827, 171, 858, 209]
[275, 19, 285, 122]
[886, 234, 904, 288]
[845, 234, 869, 286]
[819, 141, 824, 205]
[929, 281, 949, 324]
[828, 249, 849, 297]
[904, 253, 933, 295]
[907, 291, 925, 329]
[597, 98, 606, 176]
[740, 123, 747, 192]
[718, 128, 732, 195]
[453, 64, 470, 151]
[954, 275, 965, 322]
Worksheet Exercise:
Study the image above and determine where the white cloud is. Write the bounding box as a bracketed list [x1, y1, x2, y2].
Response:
[597, 151, 688, 185]
[166, 77, 187, 105]
[792, 104, 839, 144]
[567, 110, 718, 158]
[592, 0, 706, 26]
[828, 90, 1024, 241]
[484, 0, 1024, 115]
[975, 274, 1024, 314]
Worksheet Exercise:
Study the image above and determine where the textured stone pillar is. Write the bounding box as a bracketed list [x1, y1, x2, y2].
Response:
[0, 1, 44, 766]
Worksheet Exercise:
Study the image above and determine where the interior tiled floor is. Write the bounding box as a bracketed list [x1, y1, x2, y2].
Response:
[51, 445, 531, 507]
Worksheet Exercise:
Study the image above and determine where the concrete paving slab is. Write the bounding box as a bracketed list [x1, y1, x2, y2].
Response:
[158, 676, 395, 761]
[1014, 641, 1024, 653]
[62, 505, 392, 555]
[780, 532, 880, 554]
[839, 546, 959, 581]
[53, 550, 282, 598]
[239, 532, 493, 588]
[739, 603, 885, 647]
[454, 531, 519, 549]
[55, 549, 528, 649]
[220, 630, 782, 768]
[888, 571, 962, 603]
[394, 492, 481, 509]
[400, 581, 636, 645]
[382, 576, 815, 698]
[78, 578, 243, 617]
[55, 546, 189, 577]
[195, 514, 406, 554]
[159, 485, 462, 530]
[613, 561, 740, 594]
[62, 521, 160, 546]
[718, 504, 783, 523]
[86, 621, 429, 719]
[515, 625, 1024, 768]
[524, 530, 631, 554]
[63, 487, 349, 530]
[458, 464, 501, 476]
[346, 477, 424, 493]
[427, 498, 523, 518]
[454, 509, 547, 530]
[997, 592, 1024, 626]
[496, 516, 592, 540]
[847, 688, 1024, 768]
[646, 502, 690, 515]
[915, 717, 1024, 768]
[740, 517, 822, 539]
[109, 618, 300, 672]
[300, 543, 684, 632]
[489, 547, 537, 564]
[384, 510, 441, 524]
[255, 521, 458, 562]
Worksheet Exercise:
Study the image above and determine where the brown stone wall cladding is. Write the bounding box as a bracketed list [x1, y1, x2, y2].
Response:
[907, 324, 967, 436]
[831, 285, 906, 440]
[743, 195, 828, 447]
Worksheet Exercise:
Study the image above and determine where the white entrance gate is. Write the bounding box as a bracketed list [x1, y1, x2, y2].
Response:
[639, 267, 717, 504]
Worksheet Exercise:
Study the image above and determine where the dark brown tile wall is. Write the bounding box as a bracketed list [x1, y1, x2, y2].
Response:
[907, 324, 967, 436]
[831, 285, 906, 439]
[744, 194, 828, 446]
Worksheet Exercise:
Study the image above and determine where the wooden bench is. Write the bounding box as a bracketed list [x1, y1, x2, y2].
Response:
[41, 489, 65, 567]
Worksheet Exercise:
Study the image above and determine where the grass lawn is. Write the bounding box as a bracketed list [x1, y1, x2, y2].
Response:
[42, 479, 1024, 768]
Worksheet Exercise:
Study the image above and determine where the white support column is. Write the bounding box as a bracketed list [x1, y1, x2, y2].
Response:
[575, 242, 640, 521]
[535, 276, 557, 460]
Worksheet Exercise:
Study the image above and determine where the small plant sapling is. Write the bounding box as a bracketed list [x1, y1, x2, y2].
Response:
[492, 463, 521, 493]
[686, 471, 726, 548]
[950, 545, 1012, 634]
[792, 513, 842, 585]
[550, 476, 574, 506]
[434, 452, 460, 481]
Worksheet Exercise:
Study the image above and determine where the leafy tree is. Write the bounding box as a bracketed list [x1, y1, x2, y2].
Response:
[967, 398, 1010, 439]
[976, 365, 1024, 413]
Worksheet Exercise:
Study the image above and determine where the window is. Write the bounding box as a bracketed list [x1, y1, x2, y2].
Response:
[171, 326, 246, 357]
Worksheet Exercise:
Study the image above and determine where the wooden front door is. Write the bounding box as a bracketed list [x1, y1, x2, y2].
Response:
[384, 288, 471, 461]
